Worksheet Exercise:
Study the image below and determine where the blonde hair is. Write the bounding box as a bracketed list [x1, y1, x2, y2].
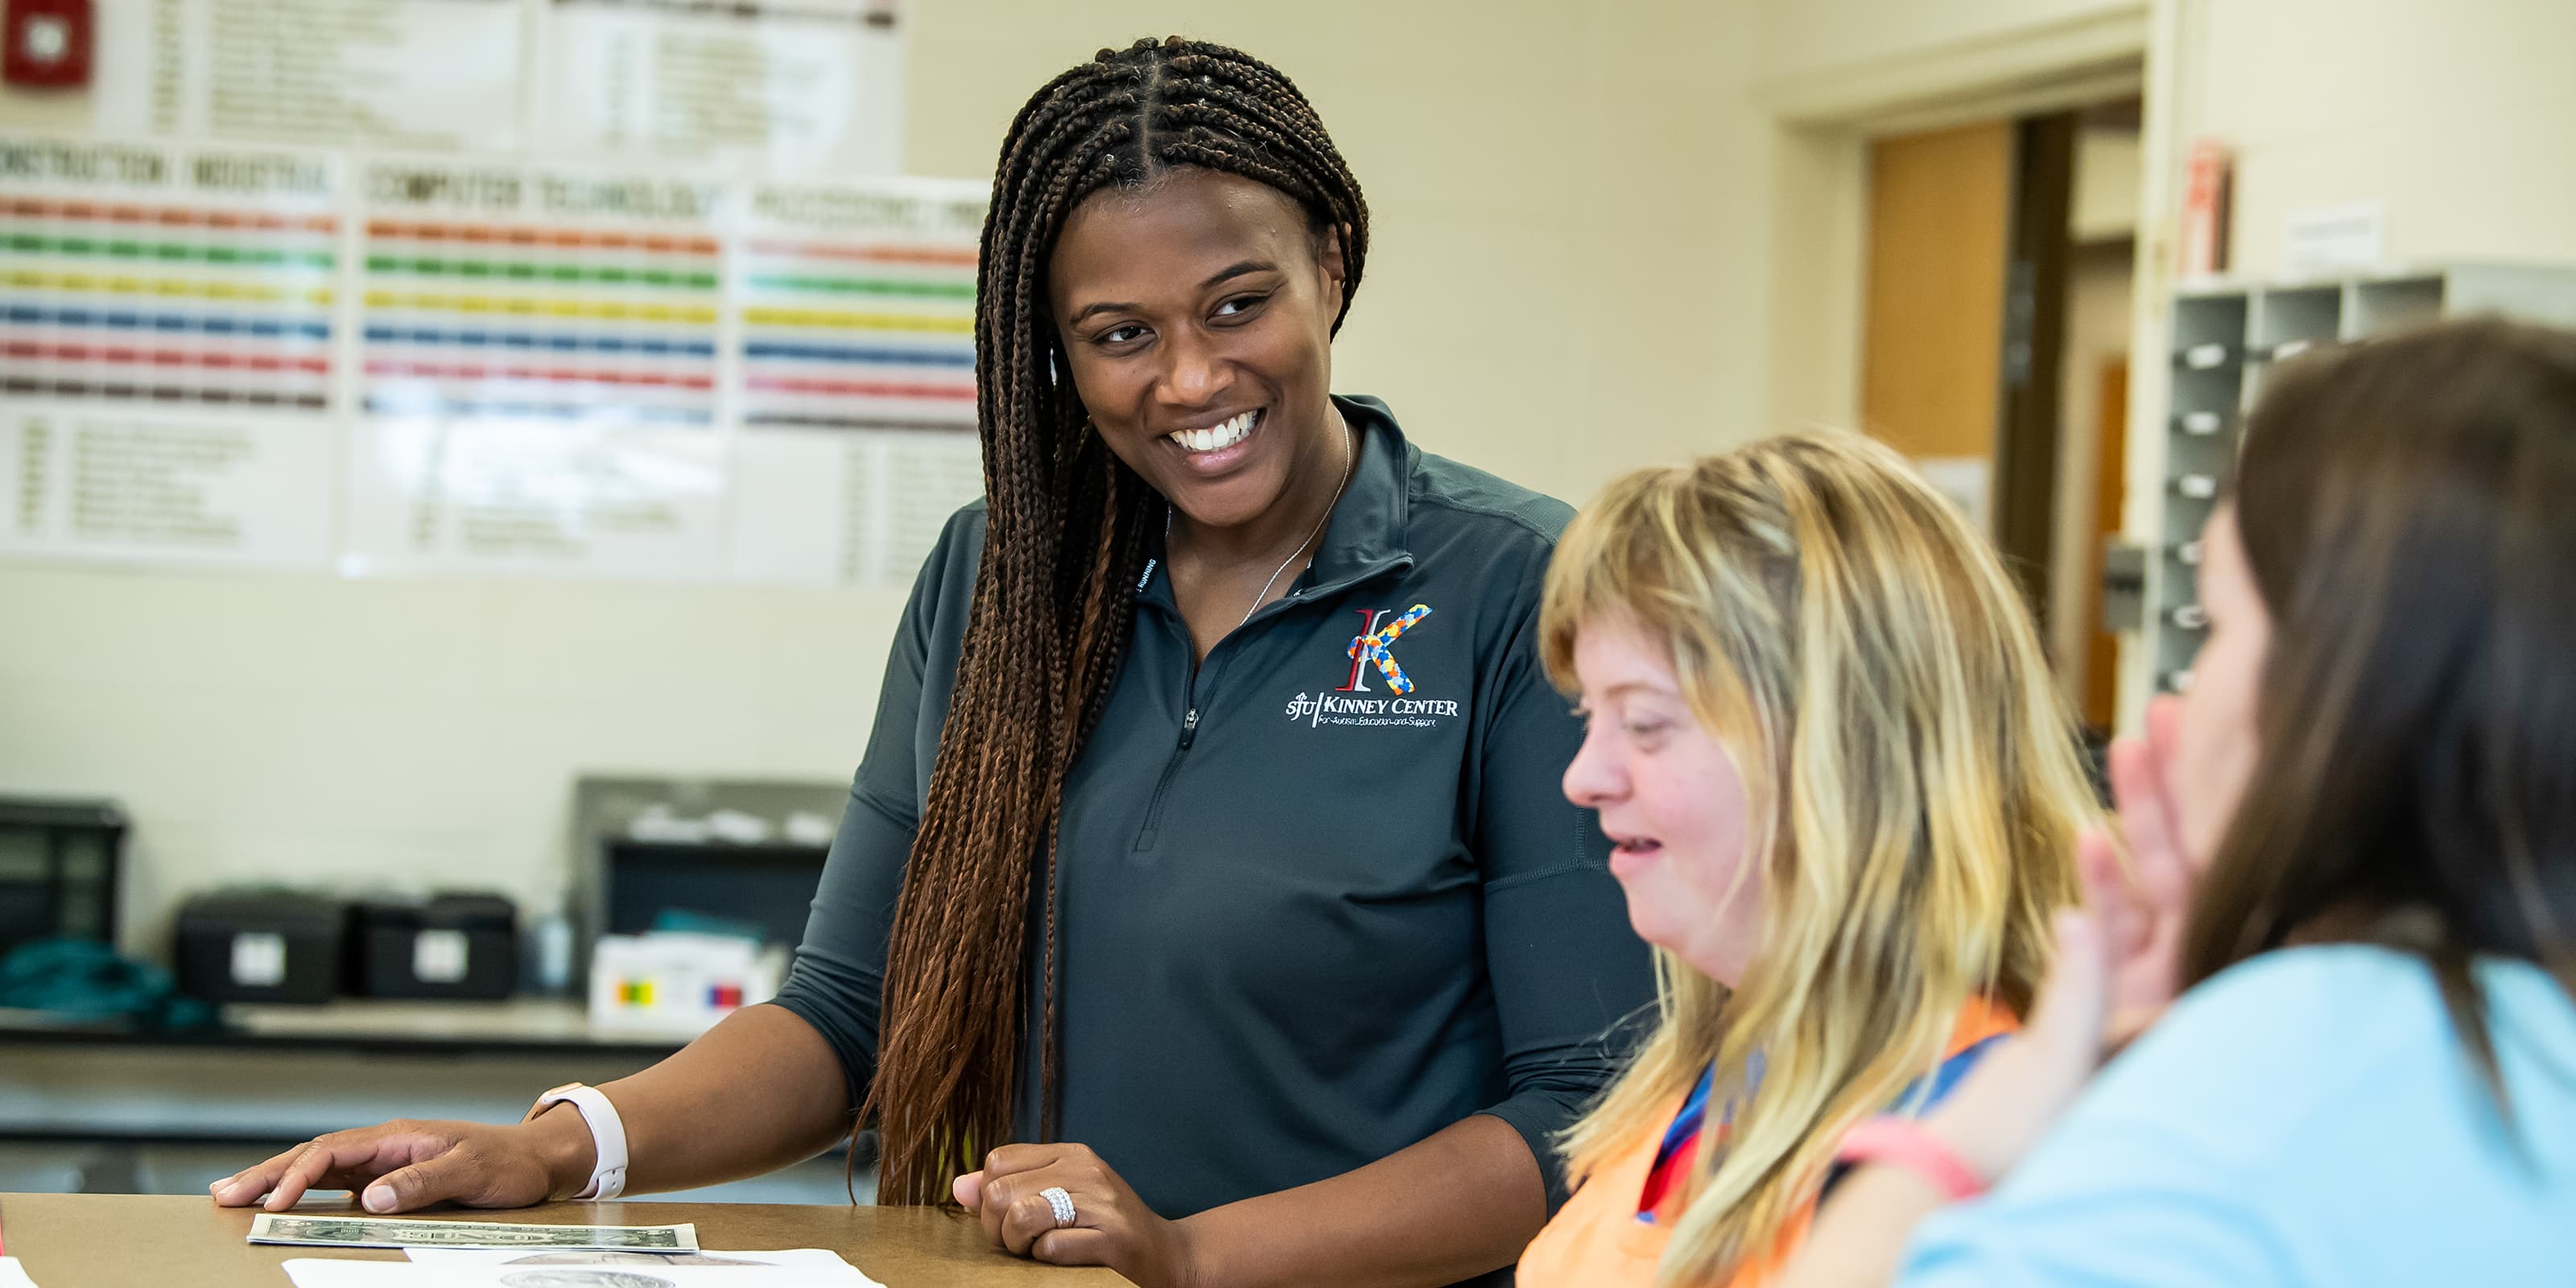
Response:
[1539, 431, 2096, 1286]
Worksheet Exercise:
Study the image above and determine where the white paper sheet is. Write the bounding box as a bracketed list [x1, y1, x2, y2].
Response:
[1913, 454, 1994, 535]
[0, 1255, 41, 1288]
[407, 1247, 865, 1275]
[727, 427, 981, 587]
[333, 154, 737, 580]
[538, 0, 904, 175]
[1, 407, 339, 570]
[93, 0, 525, 151]
[2283, 199, 2388, 275]
[289, 1255, 880, 1287]
[338, 416, 728, 580]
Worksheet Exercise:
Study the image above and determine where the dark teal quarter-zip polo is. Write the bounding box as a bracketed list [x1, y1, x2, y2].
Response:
[773, 395, 1655, 1250]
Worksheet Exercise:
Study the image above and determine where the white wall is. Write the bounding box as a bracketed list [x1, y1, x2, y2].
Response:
[21, 0, 2571, 947]
[0, 569, 902, 952]
[2071, 128, 2143, 243]
[0, 1, 1778, 956]
[2115, 0, 2576, 724]
[894, 1, 1771, 505]
[1747, 0, 2149, 441]
[1736, 0, 2576, 733]
[1756, 0, 2141, 85]
[2189, 1, 2576, 278]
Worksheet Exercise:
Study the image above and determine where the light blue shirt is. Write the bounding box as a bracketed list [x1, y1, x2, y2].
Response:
[1901, 944, 2576, 1286]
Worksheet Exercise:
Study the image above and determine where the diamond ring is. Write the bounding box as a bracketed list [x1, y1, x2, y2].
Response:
[1039, 1185, 1076, 1228]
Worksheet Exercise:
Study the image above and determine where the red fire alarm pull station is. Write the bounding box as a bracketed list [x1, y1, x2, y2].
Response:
[3, 0, 93, 89]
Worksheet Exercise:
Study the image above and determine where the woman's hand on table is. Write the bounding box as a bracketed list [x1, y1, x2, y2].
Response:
[209, 1111, 592, 1214]
[956, 1142, 1203, 1288]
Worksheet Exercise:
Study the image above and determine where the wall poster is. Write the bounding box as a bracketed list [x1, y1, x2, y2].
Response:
[0, 0, 999, 588]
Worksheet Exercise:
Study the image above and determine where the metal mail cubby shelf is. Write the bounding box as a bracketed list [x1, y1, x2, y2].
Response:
[2149, 263, 2576, 695]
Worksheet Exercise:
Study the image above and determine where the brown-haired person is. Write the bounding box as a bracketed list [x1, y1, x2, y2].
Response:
[212, 37, 1653, 1288]
[1773, 319, 2576, 1288]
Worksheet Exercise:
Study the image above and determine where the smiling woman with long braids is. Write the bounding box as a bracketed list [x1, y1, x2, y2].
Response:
[211, 37, 1653, 1288]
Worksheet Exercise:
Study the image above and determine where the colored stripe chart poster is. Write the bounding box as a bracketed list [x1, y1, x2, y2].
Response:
[0, 138, 340, 568]
[338, 159, 731, 578]
[736, 181, 978, 431]
[728, 176, 987, 586]
[0, 134, 989, 585]
[357, 171, 722, 426]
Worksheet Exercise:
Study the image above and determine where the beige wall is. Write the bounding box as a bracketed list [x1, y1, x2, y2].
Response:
[902, 2, 1775, 501]
[1, 572, 900, 952]
[1740, 0, 2576, 733]
[1, 2, 1779, 953]
[2189, 0, 2576, 277]
[14, 0, 2572, 949]
[1757, 0, 2140, 85]
[2114, 0, 2576, 723]
[1748, 0, 2148, 442]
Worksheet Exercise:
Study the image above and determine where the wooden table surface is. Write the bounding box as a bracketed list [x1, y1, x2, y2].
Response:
[0, 1193, 1127, 1287]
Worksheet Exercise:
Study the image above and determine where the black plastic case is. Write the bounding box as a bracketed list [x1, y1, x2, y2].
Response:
[172, 890, 345, 1004]
[350, 894, 518, 1000]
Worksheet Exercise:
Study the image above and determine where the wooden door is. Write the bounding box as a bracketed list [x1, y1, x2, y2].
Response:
[2083, 357, 2128, 729]
[1860, 121, 2015, 528]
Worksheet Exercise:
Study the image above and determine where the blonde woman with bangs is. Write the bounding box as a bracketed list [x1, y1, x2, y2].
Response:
[1517, 430, 2098, 1288]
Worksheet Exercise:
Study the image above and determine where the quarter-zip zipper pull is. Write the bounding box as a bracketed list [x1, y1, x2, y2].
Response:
[1179, 707, 1199, 749]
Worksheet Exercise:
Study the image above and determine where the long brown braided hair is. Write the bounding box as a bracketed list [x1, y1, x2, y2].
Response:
[861, 35, 1371, 1206]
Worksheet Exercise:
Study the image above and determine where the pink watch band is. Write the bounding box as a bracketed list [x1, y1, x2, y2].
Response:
[1836, 1116, 1988, 1202]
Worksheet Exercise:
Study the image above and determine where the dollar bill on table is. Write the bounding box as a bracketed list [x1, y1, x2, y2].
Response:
[249, 1213, 700, 1252]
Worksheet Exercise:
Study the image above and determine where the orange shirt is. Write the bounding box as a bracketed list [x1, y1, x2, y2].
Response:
[1515, 1001, 2019, 1288]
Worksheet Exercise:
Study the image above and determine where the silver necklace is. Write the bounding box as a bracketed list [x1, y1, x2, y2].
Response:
[1167, 409, 1354, 630]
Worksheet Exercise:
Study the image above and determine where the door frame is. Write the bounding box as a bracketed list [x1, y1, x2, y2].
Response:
[1753, 4, 2168, 733]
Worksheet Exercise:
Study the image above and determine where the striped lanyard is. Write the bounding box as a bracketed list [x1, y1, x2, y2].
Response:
[1635, 1034, 2005, 1224]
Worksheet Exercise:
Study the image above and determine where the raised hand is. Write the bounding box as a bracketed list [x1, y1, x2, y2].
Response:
[1920, 696, 2215, 1183]
[2090, 695, 2211, 1044]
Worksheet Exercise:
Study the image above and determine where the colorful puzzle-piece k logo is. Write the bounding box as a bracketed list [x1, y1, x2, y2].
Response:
[1340, 605, 1434, 695]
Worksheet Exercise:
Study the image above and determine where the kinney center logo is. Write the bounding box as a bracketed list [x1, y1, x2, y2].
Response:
[1283, 605, 1460, 729]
